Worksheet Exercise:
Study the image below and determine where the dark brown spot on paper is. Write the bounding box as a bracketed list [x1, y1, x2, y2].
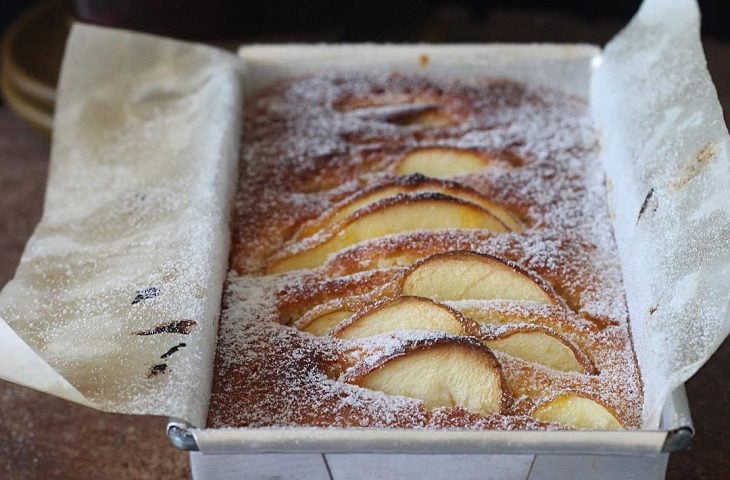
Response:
[131, 286, 160, 304]
[148, 363, 167, 377]
[133, 320, 197, 336]
[637, 187, 657, 222]
[668, 143, 718, 190]
[160, 343, 187, 359]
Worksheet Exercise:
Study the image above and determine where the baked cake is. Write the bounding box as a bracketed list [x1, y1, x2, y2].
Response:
[208, 72, 643, 430]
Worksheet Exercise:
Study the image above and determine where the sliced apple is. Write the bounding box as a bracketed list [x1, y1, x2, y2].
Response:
[329, 250, 424, 274]
[348, 339, 506, 415]
[336, 95, 425, 112]
[277, 267, 405, 325]
[267, 195, 508, 274]
[532, 394, 623, 430]
[345, 102, 454, 127]
[318, 230, 490, 278]
[294, 175, 522, 240]
[332, 296, 472, 339]
[293, 296, 374, 334]
[482, 327, 593, 374]
[396, 147, 493, 178]
[299, 310, 354, 336]
[448, 301, 596, 340]
[453, 302, 563, 325]
[401, 251, 557, 305]
[393, 108, 454, 127]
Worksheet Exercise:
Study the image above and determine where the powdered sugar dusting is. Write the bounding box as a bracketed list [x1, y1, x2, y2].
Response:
[209, 73, 642, 429]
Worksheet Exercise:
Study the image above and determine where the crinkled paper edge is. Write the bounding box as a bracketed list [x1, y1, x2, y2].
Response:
[592, 0, 730, 428]
[0, 24, 243, 426]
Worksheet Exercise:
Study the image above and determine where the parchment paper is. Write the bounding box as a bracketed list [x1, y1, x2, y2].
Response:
[0, 0, 727, 430]
[593, 0, 729, 428]
[0, 24, 243, 427]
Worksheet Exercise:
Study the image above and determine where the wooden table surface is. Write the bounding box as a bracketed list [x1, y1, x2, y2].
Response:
[0, 9, 728, 478]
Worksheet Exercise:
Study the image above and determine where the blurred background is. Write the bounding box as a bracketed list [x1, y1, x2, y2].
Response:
[1, 0, 729, 133]
[1, 0, 728, 135]
[2, 0, 730, 41]
[0, 1, 728, 479]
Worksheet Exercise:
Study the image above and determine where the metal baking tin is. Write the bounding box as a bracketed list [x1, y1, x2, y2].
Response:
[169, 44, 695, 456]
[167, 386, 692, 454]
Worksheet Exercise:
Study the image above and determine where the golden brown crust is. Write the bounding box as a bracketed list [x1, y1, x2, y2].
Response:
[209, 72, 643, 430]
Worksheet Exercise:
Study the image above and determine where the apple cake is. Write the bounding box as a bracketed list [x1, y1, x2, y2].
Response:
[208, 72, 643, 430]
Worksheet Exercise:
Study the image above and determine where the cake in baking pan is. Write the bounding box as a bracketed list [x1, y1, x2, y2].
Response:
[208, 72, 643, 430]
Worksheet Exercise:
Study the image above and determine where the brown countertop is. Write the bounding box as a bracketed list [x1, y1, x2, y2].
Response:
[0, 14, 728, 478]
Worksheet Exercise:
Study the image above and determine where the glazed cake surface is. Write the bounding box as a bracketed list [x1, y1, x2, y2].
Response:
[208, 72, 643, 430]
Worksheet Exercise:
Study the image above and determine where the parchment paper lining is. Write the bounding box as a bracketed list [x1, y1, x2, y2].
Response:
[0, 0, 727, 430]
[0, 25, 243, 427]
[592, 0, 729, 427]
